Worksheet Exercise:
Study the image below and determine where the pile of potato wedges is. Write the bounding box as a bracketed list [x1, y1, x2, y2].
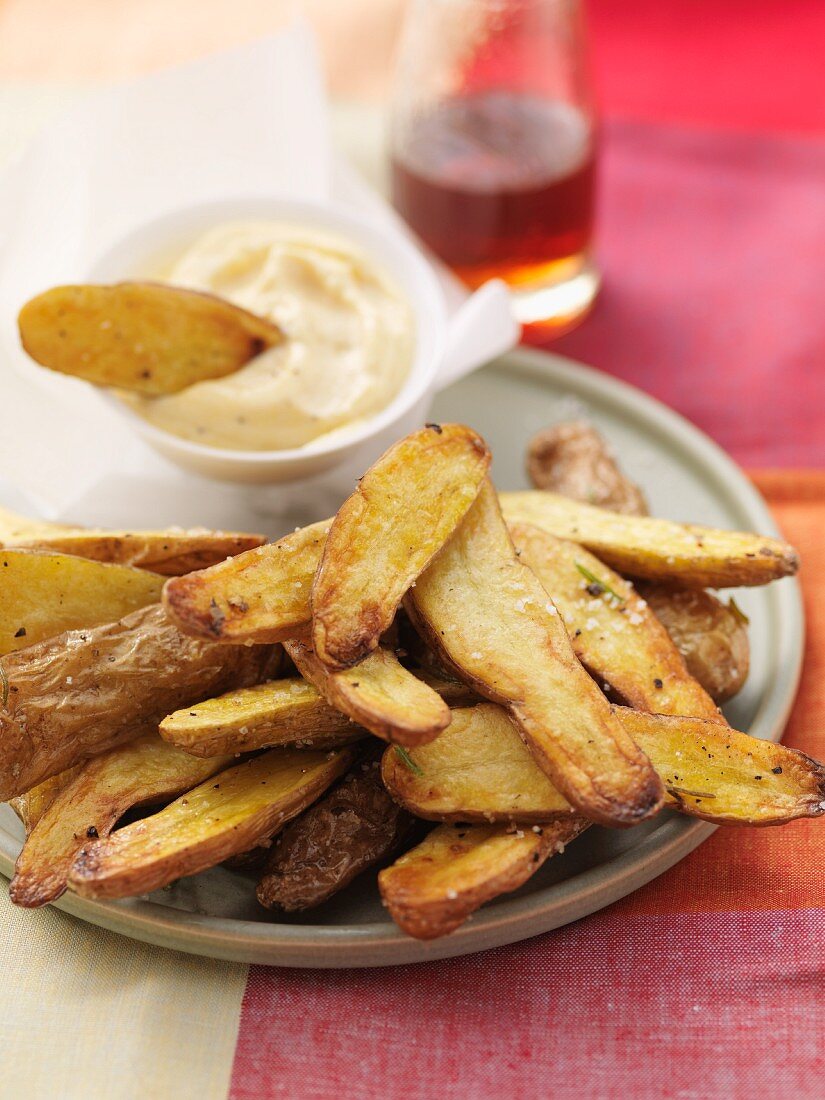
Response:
[1, 422, 821, 941]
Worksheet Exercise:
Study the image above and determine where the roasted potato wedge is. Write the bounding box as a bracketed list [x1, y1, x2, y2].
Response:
[10, 735, 232, 907]
[160, 671, 472, 757]
[312, 424, 491, 668]
[163, 520, 329, 641]
[527, 420, 648, 515]
[9, 767, 82, 835]
[69, 746, 355, 899]
[639, 584, 750, 703]
[257, 753, 413, 912]
[18, 282, 281, 395]
[0, 604, 277, 801]
[161, 677, 365, 756]
[379, 817, 589, 940]
[407, 480, 664, 827]
[509, 524, 722, 722]
[383, 704, 825, 827]
[285, 639, 451, 748]
[522, 421, 751, 702]
[0, 549, 164, 656]
[501, 491, 799, 587]
[5, 525, 264, 576]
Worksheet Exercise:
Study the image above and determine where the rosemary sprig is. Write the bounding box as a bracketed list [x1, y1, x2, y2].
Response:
[575, 562, 626, 604]
[667, 785, 716, 800]
[395, 746, 423, 777]
[0, 665, 8, 708]
[728, 597, 750, 627]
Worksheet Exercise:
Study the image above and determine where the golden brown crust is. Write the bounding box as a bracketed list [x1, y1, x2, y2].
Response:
[9, 736, 231, 908]
[18, 281, 281, 395]
[408, 480, 664, 827]
[312, 424, 491, 669]
[509, 524, 723, 722]
[163, 521, 329, 640]
[378, 818, 589, 940]
[382, 704, 825, 828]
[68, 747, 355, 899]
[284, 639, 451, 748]
[501, 491, 799, 588]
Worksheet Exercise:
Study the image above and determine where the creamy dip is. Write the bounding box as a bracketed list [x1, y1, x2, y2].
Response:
[125, 221, 415, 450]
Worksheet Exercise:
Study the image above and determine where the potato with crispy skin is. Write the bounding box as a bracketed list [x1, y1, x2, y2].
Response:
[9, 768, 83, 835]
[407, 480, 664, 827]
[285, 639, 451, 748]
[524, 421, 750, 703]
[164, 520, 329, 641]
[527, 420, 648, 515]
[0, 549, 164, 656]
[257, 754, 413, 912]
[160, 672, 473, 757]
[382, 704, 825, 827]
[161, 678, 365, 756]
[0, 604, 277, 801]
[18, 282, 281, 395]
[379, 818, 589, 940]
[163, 500, 788, 648]
[10, 736, 232, 908]
[69, 746, 355, 899]
[311, 424, 491, 669]
[501, 491, 799, 588]
[0, 505, 265, 575]
[509, 524, 723, 722]
[638, 584, 750, 703]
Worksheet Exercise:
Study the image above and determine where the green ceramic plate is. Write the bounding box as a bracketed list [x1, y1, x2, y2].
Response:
[0, 348, 804, 967]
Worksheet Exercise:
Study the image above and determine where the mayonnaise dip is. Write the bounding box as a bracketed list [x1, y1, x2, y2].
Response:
[125, 221, 415, 451]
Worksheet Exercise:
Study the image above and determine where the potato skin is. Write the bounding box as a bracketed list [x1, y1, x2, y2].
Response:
[524, 421, 750, 702]
[527, 420, 648, 516]
[257, 755, 413, 912]
[638, 584, 750, 703]
[18, 281, 281, 395]
[0, 604, 277, 801]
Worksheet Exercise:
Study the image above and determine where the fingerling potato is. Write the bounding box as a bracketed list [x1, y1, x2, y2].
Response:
[18, 282, 281, 395]
[312, 423, 490, 668]
[69, 746, 355, 899]
[0, 549, 163, 656]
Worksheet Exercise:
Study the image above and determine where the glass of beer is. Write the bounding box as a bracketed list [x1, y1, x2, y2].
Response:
[390, 0, 599, 334]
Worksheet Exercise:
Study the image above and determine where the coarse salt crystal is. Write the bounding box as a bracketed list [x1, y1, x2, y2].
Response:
[65, 676, 73, 685]
[446, 889, 458, 900]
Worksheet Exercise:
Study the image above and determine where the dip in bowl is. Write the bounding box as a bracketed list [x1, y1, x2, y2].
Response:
[87, 198, 449, 485]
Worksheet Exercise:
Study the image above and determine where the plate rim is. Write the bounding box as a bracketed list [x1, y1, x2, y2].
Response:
[0, 347, 805, 968]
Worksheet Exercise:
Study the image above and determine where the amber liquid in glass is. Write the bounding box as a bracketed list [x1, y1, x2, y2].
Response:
[392, 92, 596, 296]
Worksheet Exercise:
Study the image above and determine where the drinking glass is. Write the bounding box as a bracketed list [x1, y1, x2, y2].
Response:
[390, 0, 600, 333]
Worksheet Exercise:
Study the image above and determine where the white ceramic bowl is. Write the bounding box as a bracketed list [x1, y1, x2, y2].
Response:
[86, 197, 515, 486]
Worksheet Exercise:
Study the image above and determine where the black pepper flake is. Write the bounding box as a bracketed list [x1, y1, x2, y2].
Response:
[653, 678, 663, 690]
[573, 629, 582, 638]
[586, 582, 605, 597]
[13, 627, 26, 638]
[772, 766, 783, 775]
[425, 423, 443, 434]
[86, 825, 99, 838]
[754, 775, 762, 780]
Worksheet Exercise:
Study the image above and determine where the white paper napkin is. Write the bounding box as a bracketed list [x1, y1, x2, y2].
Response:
[0, 20, 516, 532]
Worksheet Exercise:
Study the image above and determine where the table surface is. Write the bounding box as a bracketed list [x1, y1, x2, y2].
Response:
[1, 4, 823, 1099]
